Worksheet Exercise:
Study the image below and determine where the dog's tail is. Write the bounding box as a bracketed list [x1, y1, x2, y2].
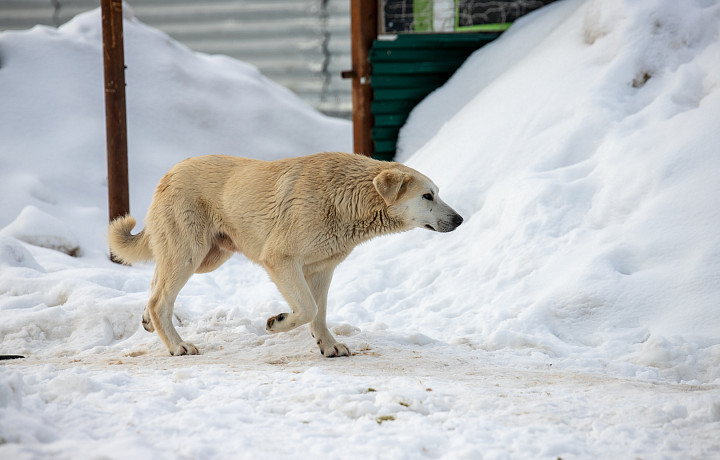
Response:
[108, 215, 153, 264]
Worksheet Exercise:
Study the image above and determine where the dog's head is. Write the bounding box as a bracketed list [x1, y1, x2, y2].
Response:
[373, 167, 463, 233]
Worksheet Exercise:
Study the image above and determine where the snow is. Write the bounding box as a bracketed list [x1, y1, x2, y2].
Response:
[0, 206, 81, 257]
[394, 0, 720, 384]
[1, 1, 720, 458]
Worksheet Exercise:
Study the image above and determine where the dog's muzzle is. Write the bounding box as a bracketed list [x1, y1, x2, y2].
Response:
[435, 213, 463, 232]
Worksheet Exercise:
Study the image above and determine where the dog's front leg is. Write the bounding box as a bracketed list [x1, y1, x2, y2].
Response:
[263, 257, 318, 333]
[306, 269, 350, 357]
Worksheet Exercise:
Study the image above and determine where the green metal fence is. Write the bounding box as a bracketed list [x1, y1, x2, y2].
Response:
[369, 33, 501, 160]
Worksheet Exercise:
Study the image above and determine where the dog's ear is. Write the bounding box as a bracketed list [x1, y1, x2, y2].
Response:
[373, 169, 411, 205]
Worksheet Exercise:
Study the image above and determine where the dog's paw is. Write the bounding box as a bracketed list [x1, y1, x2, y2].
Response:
[320, 342, 351, 358]
[266, 313, 288, 333]
[170, 342, 199, 356]
[141, 315, 155, 333]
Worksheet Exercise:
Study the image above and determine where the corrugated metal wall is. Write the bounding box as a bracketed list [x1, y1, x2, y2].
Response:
[0, 0, 352, 117]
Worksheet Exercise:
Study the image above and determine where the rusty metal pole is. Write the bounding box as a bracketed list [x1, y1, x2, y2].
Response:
[342, 0, 378, 157]
[101, 0, 129, 262]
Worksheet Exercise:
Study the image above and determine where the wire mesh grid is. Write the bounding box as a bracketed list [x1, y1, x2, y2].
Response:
[379, 0, 556, 34]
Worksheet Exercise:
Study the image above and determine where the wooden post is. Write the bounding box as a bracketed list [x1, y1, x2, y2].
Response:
[342, 0, 378, 157]
[101, 0, 129, 262]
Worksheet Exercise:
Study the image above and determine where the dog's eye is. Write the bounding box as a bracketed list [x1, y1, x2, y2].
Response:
[422, 193, 434, 201]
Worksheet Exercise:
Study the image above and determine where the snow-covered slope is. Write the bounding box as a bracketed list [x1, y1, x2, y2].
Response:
[393, 0, 720, 381]
[1, 1, 719, 458]
[0, 6, 351, 253]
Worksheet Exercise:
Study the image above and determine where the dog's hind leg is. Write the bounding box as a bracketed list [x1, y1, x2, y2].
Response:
[307, 268, 350, 357]
[141, 271, 158, 333]
[148, 260, 200, 356]
[146, 229, 211, 356]
[142, 308, 155, 333]
[263, 257, 318, 334]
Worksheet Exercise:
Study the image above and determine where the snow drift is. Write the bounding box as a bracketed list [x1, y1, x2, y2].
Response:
[0, 5, 351, 252]
[391, 0, 720, 382]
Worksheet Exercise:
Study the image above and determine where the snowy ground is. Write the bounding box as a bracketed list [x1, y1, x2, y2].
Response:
[2, 0, 720, 458]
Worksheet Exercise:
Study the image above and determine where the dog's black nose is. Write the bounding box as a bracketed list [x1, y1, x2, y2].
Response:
[452, 214, 464, 227]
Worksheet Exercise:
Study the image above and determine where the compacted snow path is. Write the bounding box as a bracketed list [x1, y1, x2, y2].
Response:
[2, 333, 718, 459]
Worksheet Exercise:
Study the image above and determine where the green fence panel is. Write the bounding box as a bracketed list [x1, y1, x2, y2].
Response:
[369, 33, 501, 160]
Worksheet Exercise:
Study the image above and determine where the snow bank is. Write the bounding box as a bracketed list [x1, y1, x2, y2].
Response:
[1, 206, 81, 256]
[0, 237, 45, 271]
[0, 6, 351, 254]
[387, 0, 720, 383]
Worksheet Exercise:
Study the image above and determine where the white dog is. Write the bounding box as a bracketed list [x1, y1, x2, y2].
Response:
[108, 152, 463, 356]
